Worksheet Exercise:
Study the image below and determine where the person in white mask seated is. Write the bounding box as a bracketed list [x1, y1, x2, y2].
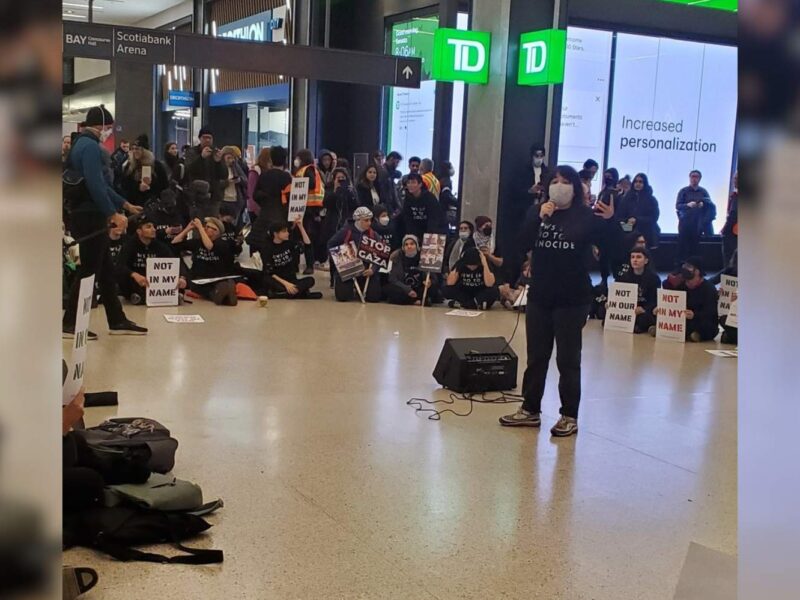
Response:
[446, 220, 475, 272]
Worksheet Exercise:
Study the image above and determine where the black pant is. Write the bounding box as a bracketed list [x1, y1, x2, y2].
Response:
[676, 220, 701, 265]
[117, 275, 145, 301]
[385, 282, 440, 305]
[442, 284, 499, 309]
[686, 316, 719, 341]
[334, 275, 382, 302]
[521, 302, 590, 419]
[63, 211, 126, 328]
[265, 276, 316, 298]
[634, 310, 656, 333]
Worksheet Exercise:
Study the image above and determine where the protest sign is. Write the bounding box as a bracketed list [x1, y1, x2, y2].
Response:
[718, 275, 738, 316]
[655, 289, 687, 343]
[513, 285, 529, 309]
[706, 349, 738, 358]
[446, 309, 482, 318]
[330, 241, 365, 282]
[288, 177, 309, 221]
[63, 275, 95, 405]
[357, 236, 391, 271]
[727, 293, 739, 329]
[419, 233, 446, 273]
[604, 282, 639, 334]
[164, 314, 205, 323]
[146, 258, 180, 307]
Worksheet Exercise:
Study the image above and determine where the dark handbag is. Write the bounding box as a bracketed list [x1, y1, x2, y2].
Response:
[64, 506, 223, 565]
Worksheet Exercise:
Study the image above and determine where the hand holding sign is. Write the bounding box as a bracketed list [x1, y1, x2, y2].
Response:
[288, 177, 309, 221]
[146, 258, 181, 307]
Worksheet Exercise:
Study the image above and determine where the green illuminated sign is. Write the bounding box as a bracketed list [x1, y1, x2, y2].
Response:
[390, 17, 438, 81]
[517, 29, 566, 86]
[659, 0, 737, 12]
[432, 28, 491, 84]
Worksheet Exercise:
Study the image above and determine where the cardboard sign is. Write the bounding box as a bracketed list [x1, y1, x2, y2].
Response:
[146, 258, 180, 307]
[357, 236, 391, 270]
[164, 314, 205, 323]
[288, 177, 309, 221]
[727, 294, 739, 328]
[419, 233, 447, 273]
[718, 275, 738, 316]
[330, 241, 365, 281]
[655, 289, 687, 343]
[513, 285, 529, 308]
[604, 282, 639, 334]
[63, 275, 95, 405]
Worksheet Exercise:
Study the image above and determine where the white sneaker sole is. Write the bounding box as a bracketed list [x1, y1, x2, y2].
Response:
[108, 329, 147, 336]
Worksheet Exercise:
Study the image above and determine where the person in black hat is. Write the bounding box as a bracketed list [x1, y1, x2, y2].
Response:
[118, 134, 169, 210]
[116, 216, 186, 305]
[443, 246, 499, 310]
[652, 255, 719, 341]
[62, 105, 147, 337]
[614, 246, 661, 334]
[184, 126, 227, 210]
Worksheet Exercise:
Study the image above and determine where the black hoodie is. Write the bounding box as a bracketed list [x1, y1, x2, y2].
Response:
[616, 268, 661, 313]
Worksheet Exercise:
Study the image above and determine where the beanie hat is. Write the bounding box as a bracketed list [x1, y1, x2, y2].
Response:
[402, 234, 419, 248]
[221, 146, 238, 158]
[198, 126, 213, 138]
[203, 217, 225, 235]
[475, 216, 491, 229]
[684, 255, 704, 274]
[84, 106, 114, 127]
[132, 134, 150, 150]
[352, 206, 373, 221]
[463, 247, 481, 266]
[134, 215, 155, 229]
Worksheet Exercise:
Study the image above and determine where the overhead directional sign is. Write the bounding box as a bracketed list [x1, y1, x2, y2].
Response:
[432, 28, 491, 85]
[659, 0, 737, 11]
[63, 21, 422, 89]
[517, 29, 567, 86]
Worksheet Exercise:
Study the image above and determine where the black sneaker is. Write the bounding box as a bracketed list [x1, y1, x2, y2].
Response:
[129, 292, 144, 306]
[108, 320, 148, 335]
[305, 292, 323, 300]
[62, 327, 98, 341]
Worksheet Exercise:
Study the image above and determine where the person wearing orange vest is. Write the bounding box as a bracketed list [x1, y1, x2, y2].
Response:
[420, 158, 440, 199]
[293, 149, 325, 274]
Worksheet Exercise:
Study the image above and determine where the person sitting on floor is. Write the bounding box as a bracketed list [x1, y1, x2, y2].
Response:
[327, 206, 383, 303]
[219, 202, 244, 257]
[385, 234, 441, 306]
[444, 246, 499, 310]
[172, 216, 238, 305]
[372, 204, 399, 251]
[652, 255, 719, 342]
[116, 216, 187, 305]
[446, 220, 475, 273]
[499, 258, 531, 310]
[262, 219, 322, 300]
[615, 246, 661, 334]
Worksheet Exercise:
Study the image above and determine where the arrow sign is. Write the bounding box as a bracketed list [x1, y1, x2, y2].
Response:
[394, 57, 422, 87]
[403, 66, 413, 79]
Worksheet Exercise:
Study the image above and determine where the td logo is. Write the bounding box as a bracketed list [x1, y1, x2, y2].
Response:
[432, 28, 492, 84]
[518, 29, 566, 86]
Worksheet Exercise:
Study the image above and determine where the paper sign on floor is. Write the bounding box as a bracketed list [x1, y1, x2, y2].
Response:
[164, 314, 205, 323]
[604, 282, 638, 333]
[446, 309, 483, 318]
[63, 275, 95, 405]
[706, 350, 738, 358]
[655, 289, 687, 343]
[146, 258, 180, 307]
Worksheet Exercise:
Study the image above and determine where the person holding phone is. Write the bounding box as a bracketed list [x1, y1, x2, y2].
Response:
[118, 134, 168, 209]
[500, 165, 617, 437]
[594, 168, 621, 286]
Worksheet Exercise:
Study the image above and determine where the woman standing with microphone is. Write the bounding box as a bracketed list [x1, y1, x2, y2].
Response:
[500, 165, 616, 437]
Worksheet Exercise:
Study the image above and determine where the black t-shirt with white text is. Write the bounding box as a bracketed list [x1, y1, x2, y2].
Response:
[264, 239, 303, 281]
[180, 238, 235, 281]
[457, 264, 487, 289]
[117, 237, 177, 278]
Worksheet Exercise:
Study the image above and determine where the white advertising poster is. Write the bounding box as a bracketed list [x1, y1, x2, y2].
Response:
[558, 27, 614, 178]
[718, 274, 738, 316]
[288, 177, 309, 221]
[146, 258, 181, 307]
[63, 275, 95, 405]
[604, 282, 639, 334]
[387, 80, 436, 174]
[606, 33, 737, 233]
[655, 289, 688, 343]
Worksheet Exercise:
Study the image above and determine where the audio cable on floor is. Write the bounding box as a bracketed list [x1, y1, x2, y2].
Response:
[406, 391, 524, 420]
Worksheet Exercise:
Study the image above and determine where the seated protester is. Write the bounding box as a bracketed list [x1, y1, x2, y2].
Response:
[473, 215, 504, 280]
[327, 206, 383, 303]
[219, 203, 244, 257]
[446, 221, 475, 273]
[719, 249, 738, 345]
[385, 235, 441, 306]
[444, 246, 499, 310]
[613, 232, 648, 280]
[615, 246, 661, 334]
[107, 225, 126, 267]
[147, 188, 185, 244]
[499, 258, 531, 310]
[116, 216, 187, 305]
[172, 217, 238, 306]
[372, 204, 399, 251]
[652, 255, 719, 342]
[262, 219, 322, 300]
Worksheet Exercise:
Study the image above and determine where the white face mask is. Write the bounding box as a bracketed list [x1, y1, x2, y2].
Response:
[293, 158, 301, 168]
[549, 182, 574, 209]
[533, 157, 544, 167]
[379, 216, 390, 226]
[458, 231, 471, 241]
[100, 128, 113, 142]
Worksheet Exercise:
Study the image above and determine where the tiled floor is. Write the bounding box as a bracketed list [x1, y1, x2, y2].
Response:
[64, 287, 736, 599]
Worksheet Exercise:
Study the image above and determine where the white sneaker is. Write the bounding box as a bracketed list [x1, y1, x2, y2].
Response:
[550, 415, 578, 437]
[499, 408, 541, 427]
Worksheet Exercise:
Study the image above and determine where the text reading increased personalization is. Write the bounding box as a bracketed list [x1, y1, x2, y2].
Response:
[618, 116, 717, 153]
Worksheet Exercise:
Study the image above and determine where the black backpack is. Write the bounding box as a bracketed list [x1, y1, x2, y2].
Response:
[64, 506, 223, 565]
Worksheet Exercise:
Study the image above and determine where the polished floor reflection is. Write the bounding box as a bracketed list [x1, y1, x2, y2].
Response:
[65, 291, 736, 599]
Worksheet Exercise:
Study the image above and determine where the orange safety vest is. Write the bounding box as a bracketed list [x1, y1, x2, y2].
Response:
[297, 164, 324, 207]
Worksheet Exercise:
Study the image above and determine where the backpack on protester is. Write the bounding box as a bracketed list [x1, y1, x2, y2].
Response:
[63, 506, 224, 565]
[73, 418, 179, 477]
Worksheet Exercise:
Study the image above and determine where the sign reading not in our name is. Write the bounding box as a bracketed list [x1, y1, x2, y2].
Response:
[64, 22, 175, 63]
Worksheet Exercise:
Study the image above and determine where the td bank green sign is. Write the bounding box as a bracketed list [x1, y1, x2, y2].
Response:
[517, 29, 566, 86]
[432, 28, 491, 84]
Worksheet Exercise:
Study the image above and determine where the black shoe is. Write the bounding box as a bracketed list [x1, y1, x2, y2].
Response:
[306, 292, 323, 300]
[62, 326, 98, 341]
[129, 292, 144, 306]
[108, 320, 148, 335]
